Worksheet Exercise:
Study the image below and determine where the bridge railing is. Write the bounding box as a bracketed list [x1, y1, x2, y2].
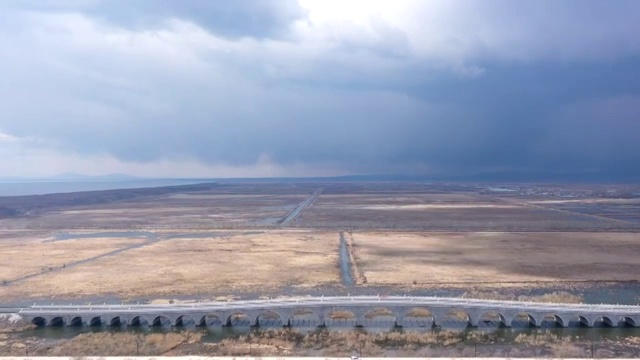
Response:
[18, 295, 640, 315]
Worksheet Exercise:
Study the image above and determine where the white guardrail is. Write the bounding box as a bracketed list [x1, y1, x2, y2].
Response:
[18, 296, 640, 315]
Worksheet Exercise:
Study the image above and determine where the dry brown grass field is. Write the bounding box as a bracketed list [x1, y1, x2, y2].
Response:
[294, 193, 634, 231]
[0, 194, 308, 230]
[3, 328, 640, 358]
[352, 231, 640, 287]
[0, 232, 145, 283]
[0, 182, 639, 301]
[0, 230, 339, 300]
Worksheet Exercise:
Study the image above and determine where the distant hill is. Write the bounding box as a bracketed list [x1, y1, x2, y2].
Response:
[49, 173, 143, 181]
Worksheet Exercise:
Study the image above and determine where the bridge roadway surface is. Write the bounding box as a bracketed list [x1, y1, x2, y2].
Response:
[17, 296, 640, 328]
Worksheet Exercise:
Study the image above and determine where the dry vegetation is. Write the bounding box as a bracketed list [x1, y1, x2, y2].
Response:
[0, 233, 144, 283]
[3, 329, 639, 358]
[0, 183, 318, 229]
[353, 231, 640, 288]
[463, 290, 584, 303]
[1, 182, 639, 304]
[0, 231, 340, 300]
[295, 192, 629, 231]
[23, 332, 201, 356]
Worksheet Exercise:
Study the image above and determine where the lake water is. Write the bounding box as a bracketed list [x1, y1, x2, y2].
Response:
[0, 179, 206, 197]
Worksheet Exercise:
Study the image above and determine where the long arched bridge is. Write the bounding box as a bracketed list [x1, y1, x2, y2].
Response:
[18, 296, 640, 328]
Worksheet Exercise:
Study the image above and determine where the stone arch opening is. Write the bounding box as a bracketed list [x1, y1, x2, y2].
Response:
[364, 307, 394, 318]
[564, 315, 589, 327]
[174, 315, 195, 327]
[69, 317, 83, 327]
[256, 310, 284, 327]
[152, 315, 171, 327]
[478, 311, 506, 328]
[129, 316, 148, 327]
[592, 316, 614, 328]
[49, 317, 65, 327]
[325, 309, 357, 327]
[31, 317, 46, 327]
[89, 317, 102, 327]
[438, 309, 471, 328]
[400, 307, 433, 328]
[619, 317, 636, 328]
[363, 307, 396, 327]
[289, 309, 321, 327]
[109, 316, 122, 327]
[200, 314, 223, 327]
[540, 314, 566, 328]
[577, 316, 590, 327]
[510, 313, 537, 328]
[226, 312, 251, 327]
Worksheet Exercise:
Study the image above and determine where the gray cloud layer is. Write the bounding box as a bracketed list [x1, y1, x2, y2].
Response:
[1, 0, 639, 179]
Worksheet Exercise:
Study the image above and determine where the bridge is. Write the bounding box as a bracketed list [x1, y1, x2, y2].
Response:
[18, 296, 640, 328]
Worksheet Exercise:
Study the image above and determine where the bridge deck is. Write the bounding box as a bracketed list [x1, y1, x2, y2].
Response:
[18, 296, 640, 328]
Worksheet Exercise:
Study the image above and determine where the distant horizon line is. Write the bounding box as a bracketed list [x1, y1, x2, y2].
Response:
[1, 172, 639, 184]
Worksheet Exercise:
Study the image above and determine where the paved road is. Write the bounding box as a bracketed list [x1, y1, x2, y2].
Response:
[279, 188, 323, 225]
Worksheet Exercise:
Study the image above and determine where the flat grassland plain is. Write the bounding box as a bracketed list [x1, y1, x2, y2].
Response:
[1, 181, 639, 302]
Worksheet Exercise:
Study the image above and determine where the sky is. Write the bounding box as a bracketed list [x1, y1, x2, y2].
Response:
[1, 0, 639, 180]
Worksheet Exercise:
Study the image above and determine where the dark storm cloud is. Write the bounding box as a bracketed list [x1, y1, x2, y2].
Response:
[399, 59, 640, 175]
[1, 0, 640, 179]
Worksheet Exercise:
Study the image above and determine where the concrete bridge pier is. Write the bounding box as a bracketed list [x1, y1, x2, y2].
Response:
[278, 309, 294, 327]
[124, 314, 149, 327]
[467, 309, 483, 327]
[352, 307, 369, 327]
[168, 313, 206, 327]
[390, 306, 419, 327]
[549, 314, 570, 328]
[430, 309, 449, 328]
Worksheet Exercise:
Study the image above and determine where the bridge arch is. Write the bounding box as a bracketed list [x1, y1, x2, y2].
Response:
[360, 307, 396, 328]
[324, 308, 358, 327]
[399, 307, 433, 327]
[434, 308, 472, 328]
[174, 315, 195, 327]
[288, 309, 322, 327]
[31, 317, 46, 327]
[225, 312, 252, 327]
[152, 315, 171, 327]
[477, 311, 507, 327]
[540, 314, 568, 328]
[559, 315, 591, 327]
[592, 316, 614, 327]
[364, 307, 395, 319]
[509, 312, 538, 327]
[88, 316, 103, 327]
[256, 310, 285, 327]
[400, 307, 432, 319]
[49, 316, 65, 327]
[69, 316, 83, 327]
[619, 317, 636, 327]
[108, 316, 122, 327]
[198, 314, 223, 327]
[129, 316, 148, 327]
